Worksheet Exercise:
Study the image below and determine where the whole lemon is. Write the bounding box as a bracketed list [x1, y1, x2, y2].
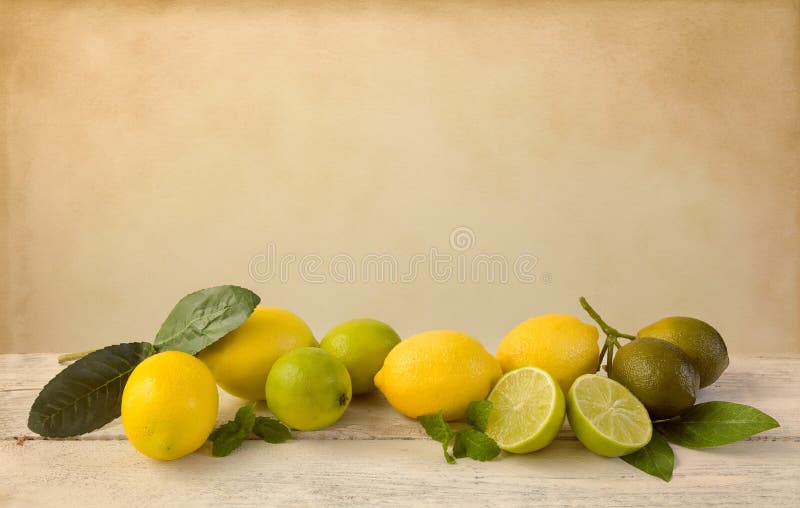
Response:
[496, 314, 599, 394]
[374, 330, 501, 421]
[610, 337, 700, 419]
[197, 306, 317, 401]
[121, 351, 219, 460]
[320, 318, 401, 395]
[637, 316, 729, 388]
[266, 347, 352, 431]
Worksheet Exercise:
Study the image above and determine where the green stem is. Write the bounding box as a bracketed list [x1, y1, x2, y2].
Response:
[579, 297, 617, 337]
[597, 342, 608, 372]
[57, 350, 94, 364]
[579, 297, 637, 378]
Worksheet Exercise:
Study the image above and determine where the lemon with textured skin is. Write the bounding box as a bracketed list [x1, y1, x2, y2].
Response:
[121, 351, 219, 460]
[637, 316, 728, 388]
[266, 347, 352, 430]
[485, 366, 565, 453]
[496, 314, 599, 394]
[197, 306, 317, 401]
[320, 318, 401, 394]
[374, 330, 501, 421]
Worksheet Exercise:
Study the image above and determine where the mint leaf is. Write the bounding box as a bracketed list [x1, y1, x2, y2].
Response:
[656, 401, 780, 449]
[453, 429, 501, 461]
[253, 417, 291, 444]
[234, 403, 257, 431]
[466, 400, 493, 432]
[417, 411, 455, 464]
[210, 422, 245, 457]
[620, 431, 674, 482]
[209, 404, 257, 457]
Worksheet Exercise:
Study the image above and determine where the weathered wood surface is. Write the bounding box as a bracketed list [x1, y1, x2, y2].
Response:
[1, 354, 798, 506]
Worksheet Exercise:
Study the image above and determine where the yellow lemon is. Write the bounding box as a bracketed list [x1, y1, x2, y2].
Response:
[496, 314, 599, 394]
[197, 306, 317, 401]
[374, 330, 501, 421]
[121, 351, 219, 460]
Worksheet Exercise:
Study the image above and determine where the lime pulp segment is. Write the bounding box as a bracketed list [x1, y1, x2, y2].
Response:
[485, 366, 565, 453]
[567, 374, 652, 457]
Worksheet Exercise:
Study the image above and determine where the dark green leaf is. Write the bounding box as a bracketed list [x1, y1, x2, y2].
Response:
[234, 403, 257, 432]
[209, 421, 238, 442]
[620, 431, 674, 482]
[466, 400, 493, 432]
[211, 423, 248, 457]
[656, 401, 780, 449]
[154, 285, 261, 355]
[28, 342, 155, 437]
[209, 404, 257, 457]
[417, 411, 455, 464]
[253, 417, 291, 444]
[452, 429, 501, 461]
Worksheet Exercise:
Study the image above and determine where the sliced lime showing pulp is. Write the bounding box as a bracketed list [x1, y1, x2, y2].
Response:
[566, 374, 652, 457]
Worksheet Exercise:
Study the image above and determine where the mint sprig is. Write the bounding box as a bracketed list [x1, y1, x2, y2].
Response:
[453, 428, 501, 461]
[417, 401, 501, 464]
[209, 404, 292, 457]
[417, 411, 455, 464]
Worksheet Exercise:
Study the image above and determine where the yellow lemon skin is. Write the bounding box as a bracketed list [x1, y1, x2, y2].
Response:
[121, 351, 219, 461]
[197, 306, 317, 401]
[374, 330, 501, 421]
[496, 314, 600, 394]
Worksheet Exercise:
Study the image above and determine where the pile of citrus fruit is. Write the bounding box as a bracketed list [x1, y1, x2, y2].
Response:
[119, 299, 730, 463]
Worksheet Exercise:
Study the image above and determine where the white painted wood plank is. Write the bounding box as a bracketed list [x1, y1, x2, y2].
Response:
[2, 439, 798, 507]
[2, 354, 797, 441]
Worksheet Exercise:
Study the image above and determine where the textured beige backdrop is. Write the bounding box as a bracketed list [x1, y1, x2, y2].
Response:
[1, 1, 798, 354]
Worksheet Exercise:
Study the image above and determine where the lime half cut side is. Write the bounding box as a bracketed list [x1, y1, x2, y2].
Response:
[566, 374, 653, 457]
[485, 366, 566, 454]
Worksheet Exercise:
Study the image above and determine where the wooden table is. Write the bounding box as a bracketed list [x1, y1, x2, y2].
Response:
[2, 353, 798, 506]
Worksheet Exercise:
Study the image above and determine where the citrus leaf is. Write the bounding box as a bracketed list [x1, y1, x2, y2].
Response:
[452, 428, 501, 461]
[466, 400, 493, 432]
[28, 342, 155, 437]
[620, 431, 674, 482]
[154, 285, 260, 355]
[253, 417, 291, 444]
[656, 401, 780, 448]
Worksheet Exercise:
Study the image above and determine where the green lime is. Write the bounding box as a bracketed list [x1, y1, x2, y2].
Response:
[320, 318, 401, 395]
[566, 374, 652, 457]
[610, 338, 699, 419]
[638, 316, 729, 388]
[484, 366, 565, 453]
[265, 347, 352, 430]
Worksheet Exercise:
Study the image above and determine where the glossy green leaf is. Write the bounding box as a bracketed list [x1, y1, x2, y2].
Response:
[154, 285, 260, 354]
[28, 342, 155, 437]
[620, 431, 674, 482]
[657, 401, 780, 448]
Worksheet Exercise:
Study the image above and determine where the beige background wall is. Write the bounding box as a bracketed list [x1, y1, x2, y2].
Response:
[1, 1, 798, 354]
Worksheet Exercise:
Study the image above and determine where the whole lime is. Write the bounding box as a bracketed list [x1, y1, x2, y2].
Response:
[197, 306, 317, 401]
[320, 318, 400, 395]
[610, 337, 700, 420]
[265, 347, 352, 431]
[637, 316, 728, 388]
[121, 351, 219, 460]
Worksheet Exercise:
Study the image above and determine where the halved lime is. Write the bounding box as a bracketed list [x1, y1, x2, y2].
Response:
[485, 366, 565, 453]
[566, 374, 652, 457]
